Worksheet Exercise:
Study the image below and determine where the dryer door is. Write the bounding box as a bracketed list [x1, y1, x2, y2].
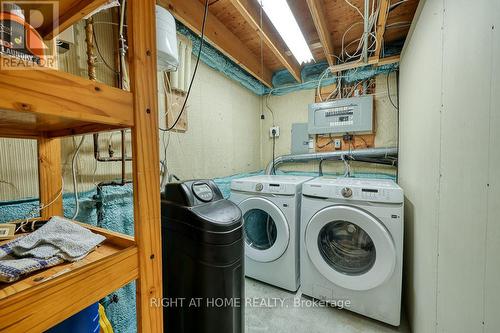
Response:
[305, 205, 396, 291]
[238, 197, 290, 263]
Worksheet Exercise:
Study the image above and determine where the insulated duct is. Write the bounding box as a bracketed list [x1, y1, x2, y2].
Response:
[265, 147, 398, 175]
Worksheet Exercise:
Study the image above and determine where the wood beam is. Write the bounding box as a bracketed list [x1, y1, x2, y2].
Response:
[229, 0, 301, 83]
[374, 0, 390, 59]
[158, 0, 273, 88]
[128, 0, 163, 332]
[306, 0, 335, 67]
[40, 0, 112, 39]
[37, 136, 63, 218]
[327, 55, 400, 73]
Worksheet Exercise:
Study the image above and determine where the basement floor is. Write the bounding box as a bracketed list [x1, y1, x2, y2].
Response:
[245, 278, 410, 333]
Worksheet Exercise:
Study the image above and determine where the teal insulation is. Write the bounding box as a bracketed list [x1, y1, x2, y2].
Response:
[270, 61, 399, 96]
[176, 22, 268, 95]
[0, 171, 395, 332]
[175, 21, 399, 97]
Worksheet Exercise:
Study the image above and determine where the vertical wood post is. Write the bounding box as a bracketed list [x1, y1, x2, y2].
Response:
[37, 136, 63, 218]
[127, 0, 163, 332]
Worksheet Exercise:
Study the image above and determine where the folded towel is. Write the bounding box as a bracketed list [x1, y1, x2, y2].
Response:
[0, 217, 106, 283]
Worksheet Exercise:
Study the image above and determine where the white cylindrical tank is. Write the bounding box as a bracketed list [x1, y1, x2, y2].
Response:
[156, 5, 179, 71]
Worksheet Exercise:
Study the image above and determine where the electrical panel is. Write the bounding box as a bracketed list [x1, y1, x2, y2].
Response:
[308, 95, 373, 135]
[291, 123, 310, 154]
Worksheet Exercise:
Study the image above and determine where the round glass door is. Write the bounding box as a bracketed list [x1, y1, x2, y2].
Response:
[305, 205, 396, 291]
[238, 197, 289, 262]
[317, 221, 376, 276]
[243, 209, 278, 250]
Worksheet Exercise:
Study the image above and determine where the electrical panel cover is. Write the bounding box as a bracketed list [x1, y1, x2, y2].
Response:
[308, 95, 373, 135]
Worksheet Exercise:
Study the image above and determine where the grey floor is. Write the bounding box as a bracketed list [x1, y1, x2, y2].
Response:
[245, 278, 410, 333]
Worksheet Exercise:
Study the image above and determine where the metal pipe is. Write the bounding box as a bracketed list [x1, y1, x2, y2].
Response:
[265, 147, 398, 175]
[93, 133, 132, 162]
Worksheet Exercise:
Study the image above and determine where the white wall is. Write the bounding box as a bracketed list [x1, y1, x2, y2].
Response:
[400, 1, 500, 332]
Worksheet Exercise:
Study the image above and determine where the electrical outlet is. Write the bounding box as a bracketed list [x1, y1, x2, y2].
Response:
[270, 126, 280, 138]
[334, 139, 342, 149]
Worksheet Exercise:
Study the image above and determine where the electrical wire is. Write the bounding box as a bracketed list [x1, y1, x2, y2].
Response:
[389, 0, 409, 11]
[0, 180, 20, 196]
[160, 0, 209, 132]
[344, 0, 364, 18]
[387, 68, 398, 110]
[265, 91, 276, 126]
[20, 176, 65, 232]
[92, 28, 119, 75]
[271, 134, 276, 175]
[71, 136, 86, 220]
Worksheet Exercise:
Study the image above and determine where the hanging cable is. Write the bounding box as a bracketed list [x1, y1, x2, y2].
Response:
[387, 67, 398, 110]
[93, 28, 119, 75]
[160, 0, 209, 132]
[71, 136, 86, 220]
[271, 133, 276, 175]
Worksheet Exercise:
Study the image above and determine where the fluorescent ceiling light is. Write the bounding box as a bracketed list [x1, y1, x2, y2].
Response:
[259, 0, 314, 65]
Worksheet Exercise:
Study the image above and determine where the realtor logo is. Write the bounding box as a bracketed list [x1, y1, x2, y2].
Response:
[0, 1, 58, 69]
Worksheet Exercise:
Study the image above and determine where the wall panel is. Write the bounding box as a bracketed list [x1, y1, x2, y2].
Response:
[484, 2, 500, 331]
[437, 1, 492, 331]
[399, 1, 443, 332]
[400, 0, 500, 332]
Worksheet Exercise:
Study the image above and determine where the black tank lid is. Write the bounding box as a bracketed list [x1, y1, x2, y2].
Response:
[162, 180, 242, 233]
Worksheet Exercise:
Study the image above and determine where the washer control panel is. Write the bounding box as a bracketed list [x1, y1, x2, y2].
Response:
[231, 175, 314, 196]
[302, 177, 404, 204]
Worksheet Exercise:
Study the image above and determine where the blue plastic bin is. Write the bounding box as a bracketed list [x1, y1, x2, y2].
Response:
[46, 302, 100, 333]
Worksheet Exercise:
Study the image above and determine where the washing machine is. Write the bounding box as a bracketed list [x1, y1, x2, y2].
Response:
[300, 177, 404, 326]
[230, 175, 313, 291]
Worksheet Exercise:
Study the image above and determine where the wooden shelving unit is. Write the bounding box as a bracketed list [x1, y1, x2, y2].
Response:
[0, 1, 163, 332]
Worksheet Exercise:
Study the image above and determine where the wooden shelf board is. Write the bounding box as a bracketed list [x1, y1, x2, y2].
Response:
[0, 58, 134, 139]
[0, 223, 138, 332]
[12, 0, 113, 39]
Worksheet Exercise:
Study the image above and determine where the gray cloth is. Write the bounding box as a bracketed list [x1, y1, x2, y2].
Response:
[11, 216, 106, 261]
[0, 216, 106, 283]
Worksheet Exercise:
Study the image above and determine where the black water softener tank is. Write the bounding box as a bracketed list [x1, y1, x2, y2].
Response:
[161, 180, 244, 333]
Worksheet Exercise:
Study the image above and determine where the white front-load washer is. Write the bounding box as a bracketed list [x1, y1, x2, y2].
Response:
[300, 177, 404, 326]
[230, 175, 313, 291]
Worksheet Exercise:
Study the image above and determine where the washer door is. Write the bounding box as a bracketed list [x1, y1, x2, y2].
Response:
[239, 197, 290, 263]
[305, 205, 396, 291]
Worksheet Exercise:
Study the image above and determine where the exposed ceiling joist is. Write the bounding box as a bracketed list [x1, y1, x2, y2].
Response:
[327, 55, 399, 72]
[157, 0, 273, 88]
[306, 0, 335, 67]
[374, 0, 390, 59]
[229, 0, 302, 83]
[36, 0, 110, 38]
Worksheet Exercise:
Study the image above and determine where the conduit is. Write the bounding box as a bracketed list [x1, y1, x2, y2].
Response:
[265, 147, 398, 175]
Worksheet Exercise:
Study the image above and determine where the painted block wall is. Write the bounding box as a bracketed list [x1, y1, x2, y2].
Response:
[158, 56, 261, 181]
[400, 1, 500, 332]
